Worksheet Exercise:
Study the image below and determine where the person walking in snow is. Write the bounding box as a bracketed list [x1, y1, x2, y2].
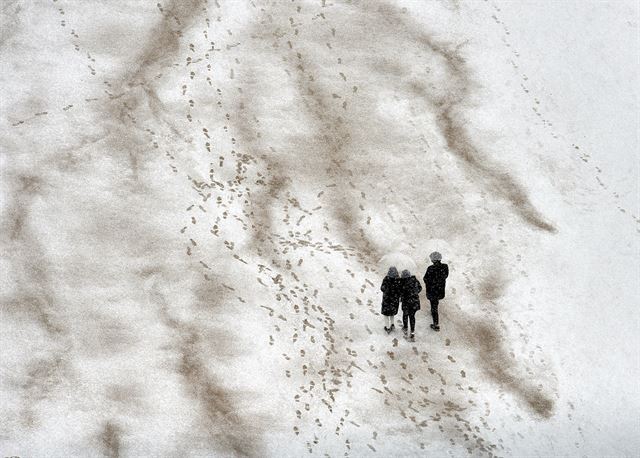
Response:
[423, 251, 449, 332]
[380, 266, 401, 333]
[400, 269, 422, 342]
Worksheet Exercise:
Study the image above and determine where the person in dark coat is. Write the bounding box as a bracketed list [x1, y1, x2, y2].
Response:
[399, 269, 422, 341]
[423, 251, 449, 332]
[380, 266, 401, 333]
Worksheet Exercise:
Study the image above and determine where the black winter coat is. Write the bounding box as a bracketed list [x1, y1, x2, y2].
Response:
[400, 276, 422, 313]
[423, 261, 449, 300]
[380, 276, 401, 316]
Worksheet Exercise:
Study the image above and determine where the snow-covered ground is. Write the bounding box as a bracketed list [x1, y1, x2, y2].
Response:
[1, 1, 638, 456]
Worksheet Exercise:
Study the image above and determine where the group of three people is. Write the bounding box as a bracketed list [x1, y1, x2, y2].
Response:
[380, 252, 449, 341]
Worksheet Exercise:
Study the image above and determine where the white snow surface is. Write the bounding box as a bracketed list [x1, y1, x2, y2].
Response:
[1, 1, 638, 457]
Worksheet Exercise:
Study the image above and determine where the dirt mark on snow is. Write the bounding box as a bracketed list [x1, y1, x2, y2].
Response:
[150, 278, 262, 457]
[463, 319, 554, 418]
[374, 2, 556, 233]
[99, 421, 122, 458]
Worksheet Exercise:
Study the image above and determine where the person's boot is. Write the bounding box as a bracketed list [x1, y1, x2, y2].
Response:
[402, 326, 408, 337]
[409, 332, 415, 342]
[390, 324, 395, 332]
[430, 324, 440, 332]
[384, 326, 390, 334]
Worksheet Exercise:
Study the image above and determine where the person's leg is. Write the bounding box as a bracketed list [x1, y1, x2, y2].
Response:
[390, 314, 396, 329]
[409, 312, 416, 333]
[387, 315, 394, 328]
[402, 313, 408, 330]
[430, 299, 439, 326]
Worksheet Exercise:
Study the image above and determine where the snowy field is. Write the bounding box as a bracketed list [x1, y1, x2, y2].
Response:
[1, 0, 639, 456]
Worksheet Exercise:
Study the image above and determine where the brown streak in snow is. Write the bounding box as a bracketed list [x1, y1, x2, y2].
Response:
[99, 421, 122, 458]
[151, 280, 262, 456]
